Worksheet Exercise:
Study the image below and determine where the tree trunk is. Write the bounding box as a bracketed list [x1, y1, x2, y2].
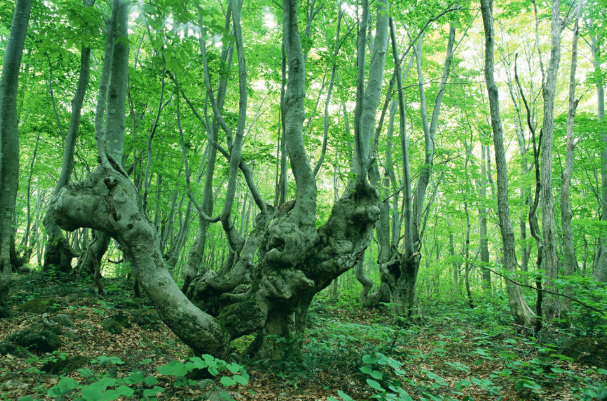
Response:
[43, 10, 93, 272]
[540, 0, 564, 319]
[560, 0, 583, 313]
[479, 145, 491, 290]
[591, 31, 607, 282]
[480, 0, 534, 327]
[0, 0, 33, 310]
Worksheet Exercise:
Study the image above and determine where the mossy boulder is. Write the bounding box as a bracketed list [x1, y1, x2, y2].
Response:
[20, 298, 58, 314]
[133, 311, 160, 330]
[561, 337, 607, 368]
[51, 314, 74, 328]
[42, 355, 89, 374]
[112, 312, 131, 328]
[5, 329, 62, 353]
[0, 342, 34, 358]
[101, 318, 122, 334]
[61, 331, 80, 342]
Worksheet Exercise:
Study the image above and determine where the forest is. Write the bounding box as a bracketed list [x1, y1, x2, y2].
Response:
[0, 0, 607, 399]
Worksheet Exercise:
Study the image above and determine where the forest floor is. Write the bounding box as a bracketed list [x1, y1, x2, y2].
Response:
[1, 271, 606, 401]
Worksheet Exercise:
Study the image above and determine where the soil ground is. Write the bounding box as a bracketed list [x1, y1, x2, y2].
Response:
[1, 272, 605, 400]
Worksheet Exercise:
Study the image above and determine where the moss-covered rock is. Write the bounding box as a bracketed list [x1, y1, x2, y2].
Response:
[561, 337, 607, 368]
[133, 311, 160, 330]
[0, 306, 10, 319]
[0, 342, 34, 358]
[112, 312, 131, 328]
[20, 298, 58, 314]
[5, 329, 62, 353]
[101, 318, 122, 334]
[51, 314, 74, 328]
[41, 355, 89, 374]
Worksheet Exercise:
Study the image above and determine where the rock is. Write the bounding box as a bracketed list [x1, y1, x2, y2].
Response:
[112, 312, 131, 328]
[561, 337, 607, 368]
[0, 342, 34, 358]
[194, 379, 215, 392]
[17, 266, 31, 274]
[133, 311, 160, 330]
[42, 355, 89, 375]
[203, 386, 232, 401]
[4, 329, 62, 353]
[61, 331, 80, 342]
[51, 314, 74, 328]
[27, 322, 44, 332]
[101, 319, 122, 334]
[20, 298, 57, 314]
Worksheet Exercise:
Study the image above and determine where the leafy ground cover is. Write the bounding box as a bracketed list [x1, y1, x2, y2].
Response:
[1, 272, 606, 400]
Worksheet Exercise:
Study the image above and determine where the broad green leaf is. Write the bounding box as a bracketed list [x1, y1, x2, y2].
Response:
[157, 360, 189, 377]
[220, 376, 236, 387]
[366, 379, 383, 391]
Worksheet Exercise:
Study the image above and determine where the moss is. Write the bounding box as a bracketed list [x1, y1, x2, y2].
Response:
[0, 342, 34, 358]
[101, 319, 122, 334]
[561, 337, 607, 368]
[5, 329, 62, 353]
[42, 355, 89, 375]
[112, 312, 131, 328]
[20, 298, 58, 314]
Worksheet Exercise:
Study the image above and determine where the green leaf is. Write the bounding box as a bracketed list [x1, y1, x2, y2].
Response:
[226, 362, 242, 374]
[360, 365, 372, 375]
[220, 376, 236, 387]
[157, 360, 189, 377]
[234, 375, 249, 385]
[144, 376, 158, 385]
[124, 371, 145, 384]
[370, 370, 383, 380]
[337, 390, 354, 401]
[366, 379, 383, 391]
[143, 386, 165, 397]
[47, 377, 79, 397]
[115, 385, 135, 397]
[362, 354, 378, 364]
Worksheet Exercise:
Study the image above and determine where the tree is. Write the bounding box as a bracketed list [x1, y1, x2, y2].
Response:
[0, 0, 33, 314]
[480, 0, 535, 328]
[50, 0, 389, 359]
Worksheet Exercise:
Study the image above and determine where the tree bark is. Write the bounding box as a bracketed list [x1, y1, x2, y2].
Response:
[0, 0, 33, 310]
[540, 0, 564, 319]
[43, 3, 94, 272]
[591, 30, 607, 282]
[480, 0, 534, 327]
[560, 0, 583, 313]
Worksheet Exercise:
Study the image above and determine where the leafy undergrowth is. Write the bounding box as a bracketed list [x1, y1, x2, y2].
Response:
[1, 272, 606, 400]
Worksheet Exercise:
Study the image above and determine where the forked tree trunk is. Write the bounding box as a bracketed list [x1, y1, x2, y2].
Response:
[52, 0, 388, 362]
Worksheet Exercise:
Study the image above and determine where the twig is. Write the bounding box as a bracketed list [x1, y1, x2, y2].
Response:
[477, 264, 605, 315]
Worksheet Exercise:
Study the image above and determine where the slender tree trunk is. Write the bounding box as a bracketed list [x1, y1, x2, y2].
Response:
[591, 31, 607, 282]
[479, 145, 491, 290]
[560, 0, 583, 313]
[0, 0, 33, 311]
[480, 0, 534, 327]
[43, 1, 94, 272]
[540, 0, 564, 318]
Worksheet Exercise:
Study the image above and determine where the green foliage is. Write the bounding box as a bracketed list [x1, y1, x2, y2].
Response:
[40, 353, 247, 400]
